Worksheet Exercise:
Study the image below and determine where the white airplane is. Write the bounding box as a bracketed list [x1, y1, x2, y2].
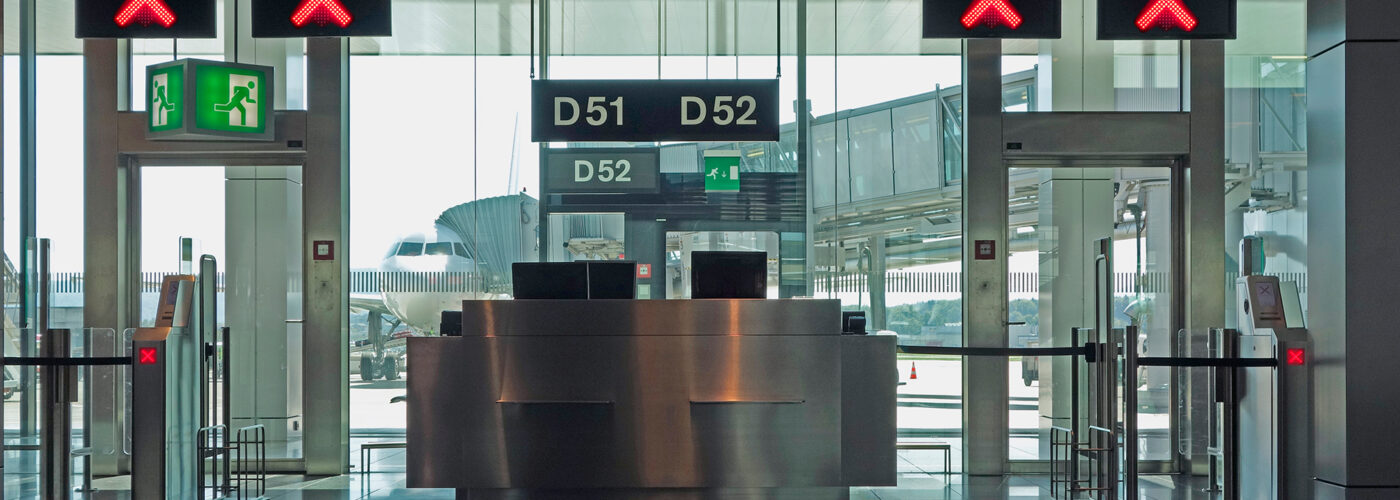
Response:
[349, 193, 540, 380]
[375, 225, 495, 333]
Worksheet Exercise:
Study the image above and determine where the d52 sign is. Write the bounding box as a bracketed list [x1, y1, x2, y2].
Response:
[531, 80, 780, 143]
[543, 148, 660, 194]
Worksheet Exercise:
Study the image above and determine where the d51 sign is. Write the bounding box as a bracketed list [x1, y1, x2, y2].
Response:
[531, 80, 780, 143]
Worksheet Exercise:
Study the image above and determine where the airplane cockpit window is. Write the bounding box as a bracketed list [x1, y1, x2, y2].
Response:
[425, 242, 454, 256]
[385, 244, 400, 259]
[453, 243, 473, 259]
[396, 242, 425, 256]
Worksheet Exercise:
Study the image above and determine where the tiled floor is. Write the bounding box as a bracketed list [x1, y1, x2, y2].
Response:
[7, 447, 1223, 499]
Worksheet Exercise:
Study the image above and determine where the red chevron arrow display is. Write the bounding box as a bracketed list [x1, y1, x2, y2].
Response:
[291, 0, 354, 28]
[1136, 0, 1197, 32]
[114, 0, 177, 27]
[961, 0, 1024, 29]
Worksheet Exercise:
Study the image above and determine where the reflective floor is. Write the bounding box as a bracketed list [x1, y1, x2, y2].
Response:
[7, 446, 1223, 500]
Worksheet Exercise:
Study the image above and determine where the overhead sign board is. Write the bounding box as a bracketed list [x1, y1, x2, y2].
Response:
[1098, 0, 1235, 40]
[923, 0, 1061, 39]
[146, 59, 276, 141]
[543, 148, 661, 194]
[252, 0, 393, 37]
[531, 79, 780, 143]
[76, 0, 217, 38]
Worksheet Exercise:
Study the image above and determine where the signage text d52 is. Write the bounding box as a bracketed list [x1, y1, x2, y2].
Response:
[146, 59, 276, 142]
[543, 148, 661, 195]
[532, 79, 780, 143]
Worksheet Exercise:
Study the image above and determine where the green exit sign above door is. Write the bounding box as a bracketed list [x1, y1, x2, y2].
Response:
[703, 150, 741, 193]
[147, 59, 275, 141]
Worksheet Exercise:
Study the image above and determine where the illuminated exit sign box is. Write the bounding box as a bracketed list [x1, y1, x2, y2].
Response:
[146, 59, 276, 142]
[1098, 0, 1236, 40]
[251, 0, 393, 37]
[923, 0, 1061, 39]
[76, 0, 217, 38]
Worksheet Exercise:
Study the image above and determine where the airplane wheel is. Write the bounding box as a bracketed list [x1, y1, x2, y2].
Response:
[382, 357, 400, 381]
[360, 356, 377, 382]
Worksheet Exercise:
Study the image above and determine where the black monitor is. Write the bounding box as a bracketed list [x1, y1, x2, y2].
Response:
[440, 311, 463, 336]
[690, 251, 767, 299]
[583, 261, 637, 299]
[512, 262, 589, 299]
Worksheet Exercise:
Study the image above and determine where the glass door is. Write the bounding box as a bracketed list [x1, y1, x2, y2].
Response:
[1005, 165, 1176, 465]
[137, 164, 305, 463]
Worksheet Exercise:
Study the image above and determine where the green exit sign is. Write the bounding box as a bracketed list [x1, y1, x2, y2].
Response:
[703, 151, 741, 193]
[146, 59, 275, 141]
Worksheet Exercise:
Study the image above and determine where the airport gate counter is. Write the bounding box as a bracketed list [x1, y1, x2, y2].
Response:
[405, 258, 896, 499]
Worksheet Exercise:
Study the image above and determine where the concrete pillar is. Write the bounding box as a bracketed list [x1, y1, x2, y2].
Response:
[1036, 168, 1113, 460]
[303, 37, 351, 475]
[1306, 1, 1400, 496]
[227, 167, 303, 443]
[1037, 0, 1114, 112]
[961, 38, 1008, 475]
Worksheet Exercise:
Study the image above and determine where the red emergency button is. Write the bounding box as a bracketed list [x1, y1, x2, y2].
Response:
[138, 347, 159, 365]
[1285, 348, 1304, 366]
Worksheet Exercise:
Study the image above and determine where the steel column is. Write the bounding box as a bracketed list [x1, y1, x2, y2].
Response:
[303, 37, 351, 475]
[40, 329, 72, 500]
[84, 37, 126, 476]
[960, 38, 1008, 475]
[1306, 0, 1400, 494]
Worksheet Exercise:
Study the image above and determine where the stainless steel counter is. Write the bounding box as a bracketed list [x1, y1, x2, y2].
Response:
[406, 299, 895, 499]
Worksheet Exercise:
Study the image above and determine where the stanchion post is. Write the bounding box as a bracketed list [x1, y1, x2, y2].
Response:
[40, 328, 72, 500]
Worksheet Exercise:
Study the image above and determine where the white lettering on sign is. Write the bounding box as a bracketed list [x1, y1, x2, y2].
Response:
[573, 159, 634, 183]
[574, 160, 594, 181]
[555, 97, 580, 125]
[557, 96, 623, 126]
[680, 96, 758, 126]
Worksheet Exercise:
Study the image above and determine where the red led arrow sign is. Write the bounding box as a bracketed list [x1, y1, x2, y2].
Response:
[291, 0, 354, 28]
[114, 0, 177, 28]
[961, 0, 1024, 30]
[1136, 0, 1197, 32]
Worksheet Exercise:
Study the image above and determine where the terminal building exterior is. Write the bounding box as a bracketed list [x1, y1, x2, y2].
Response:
[0, 0, 1393, 498]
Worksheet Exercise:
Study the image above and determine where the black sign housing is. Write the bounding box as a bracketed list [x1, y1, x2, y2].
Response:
[1098, 0, 1236, 40]
[77, 0, 218, 38]
[543, 148, 661, 195]
[252, 0, 392, 38]
[532, 79, 780, 143]
[923, 0, 1061, 39]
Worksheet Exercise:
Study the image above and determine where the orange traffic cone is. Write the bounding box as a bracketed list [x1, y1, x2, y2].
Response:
[909, 363, 918, 380]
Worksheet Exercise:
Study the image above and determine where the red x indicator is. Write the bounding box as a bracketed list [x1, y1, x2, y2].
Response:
[1136, 0, 1197, 32]
[137, 347, 159, 365]
[114, 0, 177, 28]
[292, 0, 354, 28]
[961, 0, 1024, 29]
[1285, 348, 1305, 366]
